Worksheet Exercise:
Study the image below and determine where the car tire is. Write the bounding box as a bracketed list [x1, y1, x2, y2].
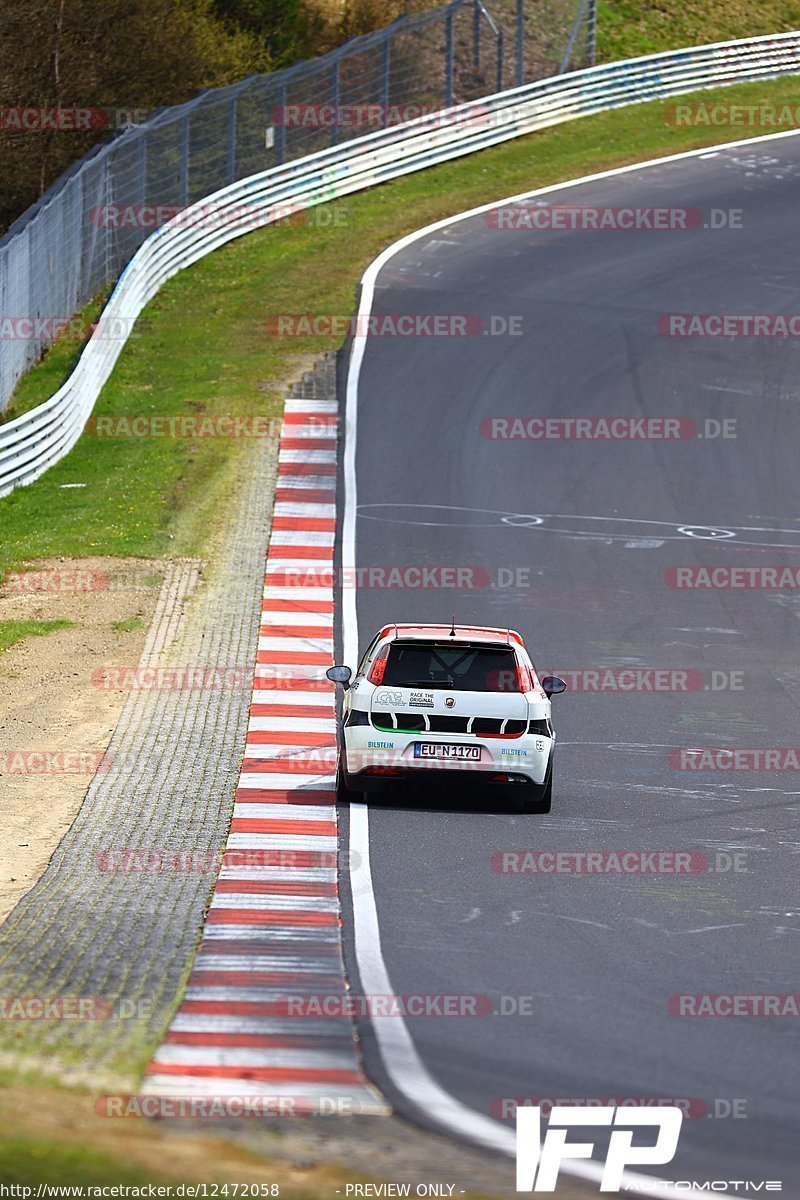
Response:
[336, 756, 351, 799]
[336, 754, 368, 804]
[518, 772, 552, 815]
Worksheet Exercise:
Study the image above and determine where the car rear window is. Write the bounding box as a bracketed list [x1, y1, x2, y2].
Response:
[381, 641, 522, 692]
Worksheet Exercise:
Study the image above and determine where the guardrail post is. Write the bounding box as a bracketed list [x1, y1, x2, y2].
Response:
[276, 85, 286, 165]
[558, 0, 590, 72]
[227, 94, 238, 185]
[180, 114, 190, 207]
[473, 0, 481, 69]
[445, 8, 454, 107]
[103, 160, 113, 284]
[331, 60, 341, 146]
[516, 0, 524, 85]
[139, 128, 147, 212]
[382, 38, 391, 123]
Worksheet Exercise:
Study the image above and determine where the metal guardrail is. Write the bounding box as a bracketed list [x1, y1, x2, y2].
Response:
[2, 30, 800, 499]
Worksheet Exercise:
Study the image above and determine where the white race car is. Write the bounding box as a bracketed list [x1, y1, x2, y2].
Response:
[327, 623, 566, 812]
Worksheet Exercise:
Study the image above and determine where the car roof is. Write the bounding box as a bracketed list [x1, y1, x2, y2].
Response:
[375, 623, 524, 647]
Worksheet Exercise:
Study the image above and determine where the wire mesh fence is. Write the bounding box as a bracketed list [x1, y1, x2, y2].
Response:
[0, 0, 592, 414]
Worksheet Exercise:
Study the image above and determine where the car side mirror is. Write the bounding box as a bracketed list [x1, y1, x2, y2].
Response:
[326, 665, 352, 687]
[541, 676, 567, 697]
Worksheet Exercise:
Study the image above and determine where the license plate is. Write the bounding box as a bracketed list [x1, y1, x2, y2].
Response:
[414, 743, 481, 761]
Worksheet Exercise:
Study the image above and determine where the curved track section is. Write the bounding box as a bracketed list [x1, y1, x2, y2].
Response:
[338, 133, 800, 1191]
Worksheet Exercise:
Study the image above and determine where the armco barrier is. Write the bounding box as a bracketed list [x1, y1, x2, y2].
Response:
[2, 30, 800, 500]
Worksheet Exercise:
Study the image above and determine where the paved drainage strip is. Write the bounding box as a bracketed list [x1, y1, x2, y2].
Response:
[143, 393, 386, 1116]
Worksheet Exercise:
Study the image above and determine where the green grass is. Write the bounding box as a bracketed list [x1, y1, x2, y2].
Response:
[111, 616, 146, 633]
[3, 74, 800, 580]
[596, 0, 800, 63]
[0, 620, 73, 653]
[0, 1135, 173, 1186]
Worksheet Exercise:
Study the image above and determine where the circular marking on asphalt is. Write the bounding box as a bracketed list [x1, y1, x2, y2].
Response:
[500, 514, 546, 527]
[677, 525, 736, 540]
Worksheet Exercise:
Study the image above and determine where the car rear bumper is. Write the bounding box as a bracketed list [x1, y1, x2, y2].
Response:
[344, 760, 554, 802]
[342, 727, 554, 790]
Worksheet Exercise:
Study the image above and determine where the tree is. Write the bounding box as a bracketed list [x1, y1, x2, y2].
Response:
[213, 0, 325, 64]
[0, 0, 271, 231]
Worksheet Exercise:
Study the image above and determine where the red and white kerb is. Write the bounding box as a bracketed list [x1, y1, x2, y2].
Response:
[143, 396, 383, 1114]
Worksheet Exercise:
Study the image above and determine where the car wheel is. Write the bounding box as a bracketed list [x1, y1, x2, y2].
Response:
[518, 772, 552, 815]
[336, 755, 350, 799]
[336, 754, 368, 804]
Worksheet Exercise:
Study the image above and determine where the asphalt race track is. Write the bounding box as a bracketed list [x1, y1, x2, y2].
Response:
[336, 133, 800, 1191]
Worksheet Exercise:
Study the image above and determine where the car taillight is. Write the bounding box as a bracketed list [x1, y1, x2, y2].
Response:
[528, 718, 552, 736]
[367, 644, 390, 685]
[345, 708, 371, 727]
[477, 719, 528, 739]
[516, 660, 532, 691]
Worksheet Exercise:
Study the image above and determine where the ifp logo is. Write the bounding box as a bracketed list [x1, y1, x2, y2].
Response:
[516, 1105, 683, 1191]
